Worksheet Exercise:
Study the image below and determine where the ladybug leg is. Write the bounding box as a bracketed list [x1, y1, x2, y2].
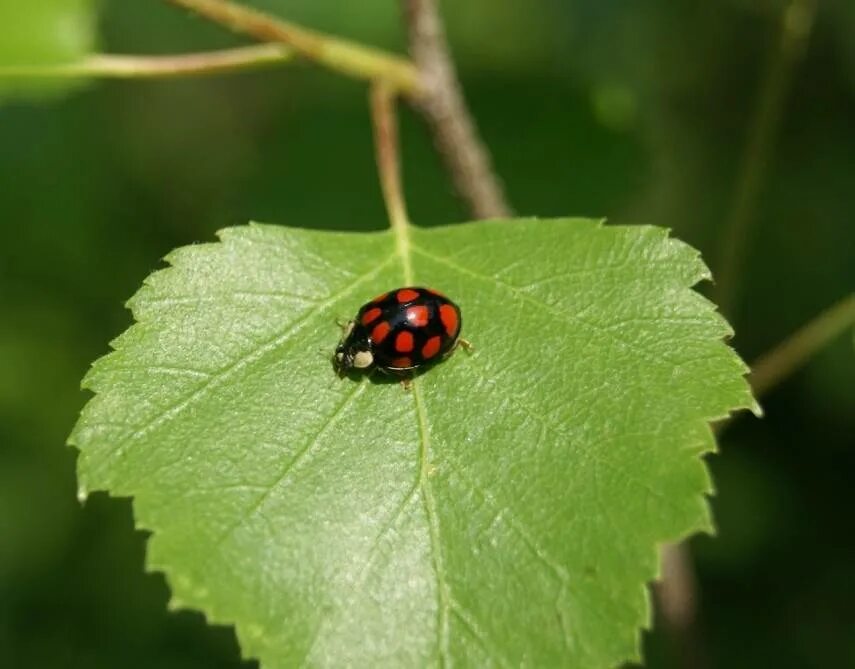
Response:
[376, 366, 414, 391]
[454, 338, 474, 354]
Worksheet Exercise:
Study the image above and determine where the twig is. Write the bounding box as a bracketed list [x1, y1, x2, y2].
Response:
[714, 0, 818, 318]
[156, 0, 509, 220]
[0, 45, 292, 79]
[402, 0, 512, 220]
[750, 293, 855, 398]
[656, 544, 710, 669]
[165, 0, 418, 93]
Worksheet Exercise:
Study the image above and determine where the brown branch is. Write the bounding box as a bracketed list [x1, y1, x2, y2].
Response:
[402, 0, 512, 220]
[656, 544, 710, 669]
[160, 0, 509, 220]
[165, 0, 418, 93]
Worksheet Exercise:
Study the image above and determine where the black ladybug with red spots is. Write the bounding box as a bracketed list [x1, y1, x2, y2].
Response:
[334, 286, 466, 376]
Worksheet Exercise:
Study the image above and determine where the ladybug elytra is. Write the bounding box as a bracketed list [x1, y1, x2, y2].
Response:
[334, 286, 464, 376]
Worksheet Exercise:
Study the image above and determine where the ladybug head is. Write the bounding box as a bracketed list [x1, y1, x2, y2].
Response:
[333, 321, 374, 376]
[333, 345, 374, 375]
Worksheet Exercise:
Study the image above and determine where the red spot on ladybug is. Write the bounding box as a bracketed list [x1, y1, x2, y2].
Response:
[422, 335, 441, 359]
[439, 304, 459, 337]
[333, 286, 465, 378]
[361, 307, 382, 326]
[395, 331, 414, 353]
[371, 321, 391, 344]
[396, 288, 420, 303]
[406, 305, 429, 327]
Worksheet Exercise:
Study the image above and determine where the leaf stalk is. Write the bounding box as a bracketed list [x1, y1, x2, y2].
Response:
[0, 45, 293, 79]
[370, 82, 414, 284]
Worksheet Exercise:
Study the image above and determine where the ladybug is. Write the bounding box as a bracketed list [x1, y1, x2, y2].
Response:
[334, 286, 465, 377]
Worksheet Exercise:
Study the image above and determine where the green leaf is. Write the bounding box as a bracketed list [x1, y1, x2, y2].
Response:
[0, 0, 96, 99]
[70, 218, 756, 668]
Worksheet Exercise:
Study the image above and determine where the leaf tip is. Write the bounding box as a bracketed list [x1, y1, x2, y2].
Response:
[749, 397, 764, 418]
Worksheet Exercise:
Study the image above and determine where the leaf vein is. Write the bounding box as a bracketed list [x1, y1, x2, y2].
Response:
[106, 364, 213, 379]
[412, 382, 452, 667]
[357, 478, 420, 583]
[141, 290, 317, 308]
[411, 245, 672, 363]
[449, 597, 512, 669]
[454, 469, 569, 588]
[91, 255, 394, 477]
[210, 380, 367, 553]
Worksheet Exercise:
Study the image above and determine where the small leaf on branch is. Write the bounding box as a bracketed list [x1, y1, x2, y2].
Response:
[0, 0, 97, 99]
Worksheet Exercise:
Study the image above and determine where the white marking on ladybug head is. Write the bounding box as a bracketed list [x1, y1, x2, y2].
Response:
[335, 351, 344, 363]
[353, 350, 374, 369]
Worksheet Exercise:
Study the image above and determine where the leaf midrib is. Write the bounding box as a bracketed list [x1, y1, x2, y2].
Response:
[394, 217, 452, 664]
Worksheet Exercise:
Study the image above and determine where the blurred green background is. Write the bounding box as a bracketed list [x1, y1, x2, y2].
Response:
[1, 1, 853, 667]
